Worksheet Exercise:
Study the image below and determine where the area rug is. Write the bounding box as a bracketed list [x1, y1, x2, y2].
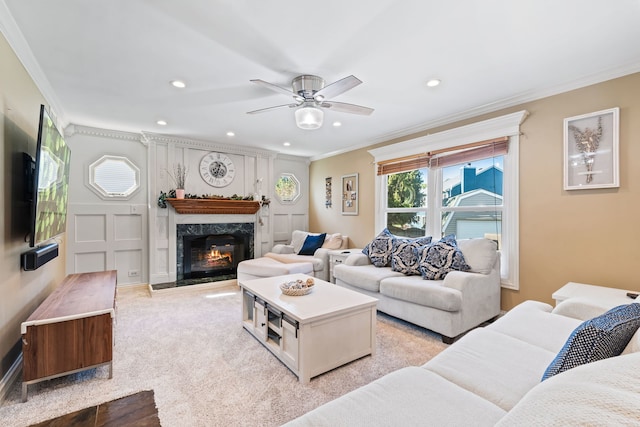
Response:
[1, 285, 447, 426]
[29, 390, 159, 427]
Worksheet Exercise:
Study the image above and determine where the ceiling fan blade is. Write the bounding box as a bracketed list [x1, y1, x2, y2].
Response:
[250, 79, 303, 101]
[320, 101, 374, 115]
[314, 75, 362, 101]
[246, 103, 300, 114]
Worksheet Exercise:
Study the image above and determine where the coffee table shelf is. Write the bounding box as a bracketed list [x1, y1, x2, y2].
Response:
[239, 273, 378, 383]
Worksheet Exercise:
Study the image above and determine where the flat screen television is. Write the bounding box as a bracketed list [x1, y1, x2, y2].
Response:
[28, 104, 71, 247]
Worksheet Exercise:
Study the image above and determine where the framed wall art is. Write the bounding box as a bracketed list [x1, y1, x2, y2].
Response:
[341, 173, 358, 215]
[563, 107, 619, 190]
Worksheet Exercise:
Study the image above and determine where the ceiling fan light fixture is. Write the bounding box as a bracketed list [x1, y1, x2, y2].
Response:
[295, 107, 324, 130]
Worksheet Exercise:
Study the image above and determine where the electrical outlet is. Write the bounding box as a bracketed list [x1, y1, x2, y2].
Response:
[128, 270, 139, 277]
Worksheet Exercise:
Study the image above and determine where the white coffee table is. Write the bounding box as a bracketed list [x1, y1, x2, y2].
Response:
[239, 273, 378, 383]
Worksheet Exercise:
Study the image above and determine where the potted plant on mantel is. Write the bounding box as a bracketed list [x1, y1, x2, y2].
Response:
[168, 163, 187, 199]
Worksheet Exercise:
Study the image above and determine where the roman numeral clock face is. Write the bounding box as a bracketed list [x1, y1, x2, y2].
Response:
[199, 152, 236, 187]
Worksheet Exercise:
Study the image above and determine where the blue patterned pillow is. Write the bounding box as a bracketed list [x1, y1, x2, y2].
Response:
[415, 235, 470, 280]
[391, 236, 433, 275]
[542, 303, 640, 380]
[362, 228, 396, 267]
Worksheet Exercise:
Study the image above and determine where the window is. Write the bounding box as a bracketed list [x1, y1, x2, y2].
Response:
[88, 155, 140, 200]
[274, 173, 301, 204]
[370, 111, 528, 289]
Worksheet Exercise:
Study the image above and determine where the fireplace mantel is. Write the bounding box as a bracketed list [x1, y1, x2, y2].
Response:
[166, 198, 261, 215]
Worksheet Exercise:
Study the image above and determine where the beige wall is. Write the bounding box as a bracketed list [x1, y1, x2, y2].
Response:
[310, 72, 640, 310]
[0, 34, 66, 381]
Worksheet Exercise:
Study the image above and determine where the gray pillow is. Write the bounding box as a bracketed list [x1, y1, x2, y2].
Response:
[542, 303, 640, 380]
[391, 236, 432, 275]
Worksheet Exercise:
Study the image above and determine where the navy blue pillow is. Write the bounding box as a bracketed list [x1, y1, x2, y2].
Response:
[542, 303, 640, 380]
[298, 233, 327, 255]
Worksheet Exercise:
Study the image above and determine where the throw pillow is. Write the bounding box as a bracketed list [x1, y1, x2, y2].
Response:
[416, 235, 471, 280]
[362, 228, 396, 267]
[542, 303, 640, 381]
[322, 233, 344, 250]
[298, 233, 327, 255]
[391, 236, 433, 275]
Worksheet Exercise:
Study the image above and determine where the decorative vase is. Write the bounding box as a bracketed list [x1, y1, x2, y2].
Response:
[176, 189, 185, 199]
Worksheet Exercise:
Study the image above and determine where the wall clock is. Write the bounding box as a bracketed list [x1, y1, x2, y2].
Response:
[199, 152, 236, 187]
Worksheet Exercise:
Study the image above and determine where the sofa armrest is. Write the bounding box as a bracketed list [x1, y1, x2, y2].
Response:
[271, 244, 295, 254]
[551, 297, 611, 321]
[442, 270, 495, 292]
[313, 248, 330, 265]
[344, 253, 371, 266]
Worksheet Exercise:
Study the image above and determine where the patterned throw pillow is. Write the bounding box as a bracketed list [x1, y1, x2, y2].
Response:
[542, 303, 640, 381]
[415, 235, 471, 280]
[362, 228, 396, 267]
[391, 236, 433, 275]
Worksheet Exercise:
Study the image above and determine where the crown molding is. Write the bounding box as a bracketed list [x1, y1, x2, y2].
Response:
[65, 124, 141, 141]
[140, 132, 278, 158]
[0, 1, 67, 128]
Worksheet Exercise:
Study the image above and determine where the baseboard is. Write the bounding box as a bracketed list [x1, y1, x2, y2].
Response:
[0, 353, 22, 403]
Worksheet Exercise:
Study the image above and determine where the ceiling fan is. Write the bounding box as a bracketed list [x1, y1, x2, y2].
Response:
[247, 75, 374, 129]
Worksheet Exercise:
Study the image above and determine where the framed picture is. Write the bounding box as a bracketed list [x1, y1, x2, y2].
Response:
[341, 173, 358, 215]
[563, 107, 619, 190]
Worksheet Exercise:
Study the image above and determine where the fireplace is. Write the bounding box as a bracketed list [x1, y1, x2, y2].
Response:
[176, 223, 254, 283]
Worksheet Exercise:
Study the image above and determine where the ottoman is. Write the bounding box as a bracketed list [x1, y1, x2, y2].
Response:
[237, 257, 314, 282]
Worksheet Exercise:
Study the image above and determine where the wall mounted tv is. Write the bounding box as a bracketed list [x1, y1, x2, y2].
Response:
[21, 105, 71, 270]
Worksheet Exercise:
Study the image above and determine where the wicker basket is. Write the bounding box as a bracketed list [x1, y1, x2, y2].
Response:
[280, 280, 314, 296]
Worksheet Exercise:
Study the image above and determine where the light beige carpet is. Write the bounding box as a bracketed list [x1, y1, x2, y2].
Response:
[1, 285, 447, 427]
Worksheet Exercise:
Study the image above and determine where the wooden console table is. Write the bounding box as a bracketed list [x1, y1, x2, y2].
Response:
[21, 270, 117, 402]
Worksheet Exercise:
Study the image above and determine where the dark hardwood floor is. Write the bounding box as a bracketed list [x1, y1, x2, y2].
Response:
[30, 390, 160, 427]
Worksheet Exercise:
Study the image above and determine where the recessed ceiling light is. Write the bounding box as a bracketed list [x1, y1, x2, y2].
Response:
[333, 121, 342, 127]
[426, 79, 441, 87]
[283, 142, 291, 147]
[170, 80, 186, 88]
[226, 131, 235, 137]
[156, 120, 167, 126]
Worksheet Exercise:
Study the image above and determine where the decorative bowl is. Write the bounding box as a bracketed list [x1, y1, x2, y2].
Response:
[280, 278, 315, 296]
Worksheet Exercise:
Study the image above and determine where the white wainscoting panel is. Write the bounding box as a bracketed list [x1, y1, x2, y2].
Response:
[67, 203, 148, 284]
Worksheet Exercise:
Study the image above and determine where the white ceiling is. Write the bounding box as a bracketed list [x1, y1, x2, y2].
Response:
[3, 0, 640, 158]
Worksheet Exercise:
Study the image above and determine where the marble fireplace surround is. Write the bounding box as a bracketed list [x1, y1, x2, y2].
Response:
[152, 213, 258, 290]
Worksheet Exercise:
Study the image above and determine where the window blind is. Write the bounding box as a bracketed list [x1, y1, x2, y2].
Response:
[377, 136, 509, 175]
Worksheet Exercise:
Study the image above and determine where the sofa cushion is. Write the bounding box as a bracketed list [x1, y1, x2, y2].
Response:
[362, 228, 396, 267]
[488, 300, 582, 353]
[298, 233, 326, 255]
[496, 352, 640, 426]
[423, 328, 557, 412]
[456, 238, 498, 274]
[542, 303, 640, 380]
[283, 367, 506, 427]
[416, 235, 471, 280]
[334, 264, 404, 292]
[379, 275, 462, 311]
[390, 236, 432, 275]
[290, 230, 315, 253]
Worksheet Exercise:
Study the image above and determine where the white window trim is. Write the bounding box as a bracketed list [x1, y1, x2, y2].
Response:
[87, 155, 141, 200]
[369, 110, 528, 290]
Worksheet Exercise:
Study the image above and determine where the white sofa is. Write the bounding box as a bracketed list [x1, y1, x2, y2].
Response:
[333, 238, 501, 343]
[247, 230, 348, 282]
[284, 298, 640, 426]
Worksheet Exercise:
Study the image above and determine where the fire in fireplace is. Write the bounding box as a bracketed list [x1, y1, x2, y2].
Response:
[176, 222, 254, 283]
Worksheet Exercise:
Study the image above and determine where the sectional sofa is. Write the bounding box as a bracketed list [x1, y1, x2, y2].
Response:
[284, 298, 640, 426]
